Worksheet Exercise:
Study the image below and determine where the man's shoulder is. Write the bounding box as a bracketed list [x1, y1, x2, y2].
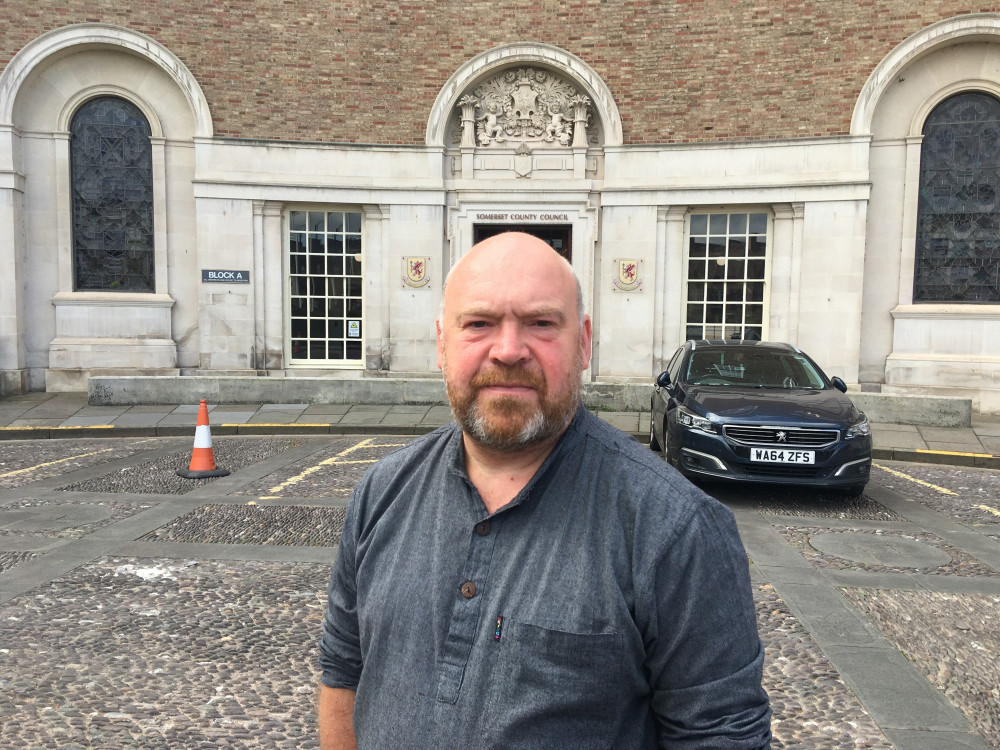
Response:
[363, 421, 459, 476]
[574, 409, 722, 520]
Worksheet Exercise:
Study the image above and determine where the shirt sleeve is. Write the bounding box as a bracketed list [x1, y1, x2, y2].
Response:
[640, 494, 772, 749]
[318, 489, 364, 690]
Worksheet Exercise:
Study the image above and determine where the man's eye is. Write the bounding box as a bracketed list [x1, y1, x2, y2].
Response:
[467, 321, 489, 329]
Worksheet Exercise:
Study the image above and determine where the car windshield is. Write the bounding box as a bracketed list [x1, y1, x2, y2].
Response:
[685, 348, 826, 389]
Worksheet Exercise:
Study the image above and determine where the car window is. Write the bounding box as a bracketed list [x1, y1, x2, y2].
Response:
[686, 351, 747, 384]
[685, 348, 826, 389]
[666, 349, 683, 383]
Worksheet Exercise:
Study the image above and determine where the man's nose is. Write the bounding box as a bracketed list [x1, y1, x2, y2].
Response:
[490, 320, 530, 364]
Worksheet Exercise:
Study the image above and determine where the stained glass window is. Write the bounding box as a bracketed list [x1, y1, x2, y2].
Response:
[70, 97, 155, 292]
[914, 92, 1000, 303]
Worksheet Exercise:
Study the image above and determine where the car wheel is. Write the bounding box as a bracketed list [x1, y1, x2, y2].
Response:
[648, 417, 662, 454]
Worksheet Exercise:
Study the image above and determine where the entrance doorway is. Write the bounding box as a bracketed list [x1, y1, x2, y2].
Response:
[473, 224, 572, 261]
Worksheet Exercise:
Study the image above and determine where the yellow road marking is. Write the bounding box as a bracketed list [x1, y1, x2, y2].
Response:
[0, 448, 114, 478]
[222, 423, 333, 427]
[974, 504, 1000, 517]
[0, 425, 114, 431]
[915, 448, 992, 458]
[872, 462, 957, 495]
[264, 438, 408, 495]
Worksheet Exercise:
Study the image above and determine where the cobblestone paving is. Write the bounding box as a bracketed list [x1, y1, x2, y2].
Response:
[777, 525, 999, 577]
[0, 557, 328, 749]
[841, 588, 1000, 749]
[749, 487, 902, 521]
[756, 584, 893, 749]
[142, 505, 347, 547]
[0, 438, 167, 490]
[872, 461, 1000, 528]
[235, 436, 414, 499]
[0, 498, 154, 540]
[0, 551, 37, 574]
[58, 438, 301, 495]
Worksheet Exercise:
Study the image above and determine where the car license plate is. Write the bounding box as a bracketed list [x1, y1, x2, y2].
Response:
[750, 448, 815, 464]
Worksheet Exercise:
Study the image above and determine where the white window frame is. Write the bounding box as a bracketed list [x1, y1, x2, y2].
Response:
[682, 208, 773, 342]
[284, 206, 366, 369]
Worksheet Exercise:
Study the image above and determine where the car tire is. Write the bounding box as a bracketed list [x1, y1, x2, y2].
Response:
[648, 417, 662, 454]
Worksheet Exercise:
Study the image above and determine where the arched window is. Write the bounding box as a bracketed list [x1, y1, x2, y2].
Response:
[70, 96, 154, 291]
[914, 92, 1000, 303]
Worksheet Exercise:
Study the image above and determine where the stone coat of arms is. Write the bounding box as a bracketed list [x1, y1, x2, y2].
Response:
[457, 68, 591, 148]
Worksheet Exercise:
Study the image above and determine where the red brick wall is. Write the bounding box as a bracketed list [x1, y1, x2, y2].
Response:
[0, 1, 992, 144]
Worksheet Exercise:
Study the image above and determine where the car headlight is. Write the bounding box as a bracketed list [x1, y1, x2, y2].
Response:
[846, 416, 870, 438]
[678, 405, 717, 434]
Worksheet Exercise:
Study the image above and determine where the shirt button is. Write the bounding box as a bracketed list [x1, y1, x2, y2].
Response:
[460, 581, 478, 599]
[475, 520, 492, 536]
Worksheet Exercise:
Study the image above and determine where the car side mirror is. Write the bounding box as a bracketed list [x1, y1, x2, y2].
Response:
[830, 376, 847, 393]
[656, 371, 672, 388]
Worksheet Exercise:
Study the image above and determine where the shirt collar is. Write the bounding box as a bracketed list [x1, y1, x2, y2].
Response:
[446, 404, 588, 515]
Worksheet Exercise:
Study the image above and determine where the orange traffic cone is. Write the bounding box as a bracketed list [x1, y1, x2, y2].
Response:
[177, 399, 230, 478]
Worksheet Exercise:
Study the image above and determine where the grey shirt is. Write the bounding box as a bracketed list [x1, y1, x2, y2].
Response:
[319, 406, 771, 749]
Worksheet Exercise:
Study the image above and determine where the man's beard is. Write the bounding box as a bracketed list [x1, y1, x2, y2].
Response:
[445, 360, 582, 452]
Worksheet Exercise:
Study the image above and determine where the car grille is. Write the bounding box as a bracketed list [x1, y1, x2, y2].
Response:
[723, 425, 839, 448]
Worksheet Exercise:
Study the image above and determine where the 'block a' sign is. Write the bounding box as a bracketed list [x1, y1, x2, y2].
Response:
[202, 269, 250, 284]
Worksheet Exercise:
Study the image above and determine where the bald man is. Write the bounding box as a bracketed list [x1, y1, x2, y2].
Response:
[318, 233, 772, 749]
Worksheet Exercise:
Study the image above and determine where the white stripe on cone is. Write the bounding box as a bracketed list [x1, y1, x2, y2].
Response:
[193, 424, 213, 449]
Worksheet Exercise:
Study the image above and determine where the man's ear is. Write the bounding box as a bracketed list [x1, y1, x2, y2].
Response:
[435, 318, 444, 370]
[579, 314, 593, 370]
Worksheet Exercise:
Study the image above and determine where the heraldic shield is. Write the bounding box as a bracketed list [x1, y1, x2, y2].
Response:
[403, 256, 430, 288]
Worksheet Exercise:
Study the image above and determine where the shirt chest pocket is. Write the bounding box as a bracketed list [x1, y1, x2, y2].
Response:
[481, 620, 623, 750]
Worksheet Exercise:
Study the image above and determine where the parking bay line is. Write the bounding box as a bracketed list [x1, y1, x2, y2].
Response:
[260, 437, 410, 498]
[872, 462, 957, 495]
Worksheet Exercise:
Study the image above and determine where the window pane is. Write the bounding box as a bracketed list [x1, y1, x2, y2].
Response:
[290, 233, 306, 253]
[709, 214, 728, 233]
[745, 304, 763, 325]
[748, 259, 766, 279]
[689, 237, 707, 257]
[688, 259, 706, 279]
[726, 282, 744, 301]
[727, 259, 745, 278]
[707, 260, 726, 280]
[706, 304, 723, 323]
[729, 213, 747, 234]
[327, 212, 344, 233]
[686, 326, 703, 341]
[289, 211, 306, 232]
[725, 305, 743, 324]
[728, 237, 746, 257]
[687, 304, 703, 323]
[309, 212, 325, 232]
[690, 214, 707, 234]
[706, 282, 725, 301]
[748, 213, 768, 234]
[687, 283, 705, 301]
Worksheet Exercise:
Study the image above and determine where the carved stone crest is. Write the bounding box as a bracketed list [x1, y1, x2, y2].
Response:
[457, 68, 591, 148]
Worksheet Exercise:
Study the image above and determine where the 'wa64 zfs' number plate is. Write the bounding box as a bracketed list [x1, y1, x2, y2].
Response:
[750, 448, 815, 464]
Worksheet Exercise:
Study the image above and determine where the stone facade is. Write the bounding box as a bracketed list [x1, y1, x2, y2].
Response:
[1, 5, 999, 411]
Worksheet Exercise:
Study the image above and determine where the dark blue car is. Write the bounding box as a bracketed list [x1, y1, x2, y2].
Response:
[649, 340, 871, 494]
